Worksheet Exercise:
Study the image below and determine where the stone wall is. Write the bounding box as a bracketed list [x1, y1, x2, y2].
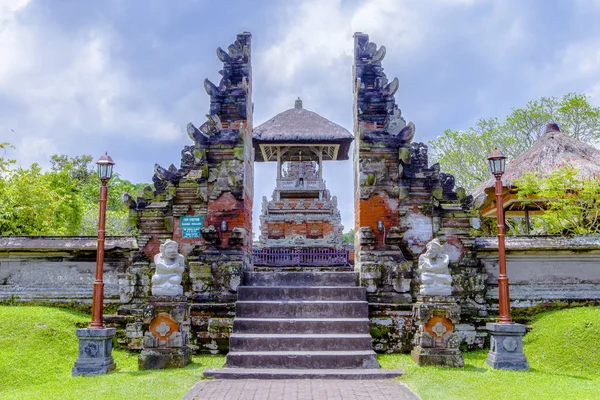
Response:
[0, 236, 135, 303]
[475, 235, 600, 307]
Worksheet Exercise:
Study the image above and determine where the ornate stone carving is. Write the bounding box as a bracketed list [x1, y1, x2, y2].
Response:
[410, 142, 429, 168]
[417, 239, 452, 296]
[151, 240, 185, 296]
[354, 33, 416, 138]
[201, 225, 220, 245]
[228, 227, 247, 247]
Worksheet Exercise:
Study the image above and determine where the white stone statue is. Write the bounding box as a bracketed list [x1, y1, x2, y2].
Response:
[417, 239, 452, 296]
[152, 240, 185, 296]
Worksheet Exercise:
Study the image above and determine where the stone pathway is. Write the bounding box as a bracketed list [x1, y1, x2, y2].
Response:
[182, 379, 421, 400]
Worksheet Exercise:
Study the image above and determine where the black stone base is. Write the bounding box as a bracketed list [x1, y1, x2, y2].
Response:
[138, 347, 192, 370]
[72, 328, 117, 377]
[486, 323, 529, 371]
[411, 347, 464, 368]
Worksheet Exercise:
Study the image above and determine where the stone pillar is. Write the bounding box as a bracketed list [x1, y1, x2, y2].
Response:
[486, 323, 529, 370]
[119, 33, 254, 354]
[138, 296, 192, 369]
[72, 328, 116, 376]
[352, 32, 481, 354]
[411, 296, 464, 367]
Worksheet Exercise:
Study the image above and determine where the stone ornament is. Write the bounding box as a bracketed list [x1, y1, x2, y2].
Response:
[417, 239, 452, 296]
[502, 337, 518, 352]
[151, 240, 185, 296]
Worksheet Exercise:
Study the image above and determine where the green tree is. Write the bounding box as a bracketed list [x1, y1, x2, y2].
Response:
[430, 93, 600, 192]
[514, 166, 600, 234]
[341, 229, 354, 243]
[0, 142, 16, 174]
[0, 150, 145, 236]
[0, 163, 83, 235]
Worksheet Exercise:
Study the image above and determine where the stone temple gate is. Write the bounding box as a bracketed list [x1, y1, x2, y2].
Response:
[115, 31, 484, 368]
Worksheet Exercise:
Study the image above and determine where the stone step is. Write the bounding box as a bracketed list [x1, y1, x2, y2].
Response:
[233, 318, 371, 334]
[225, 350, 380, 369]
[243, 272, 359, 287]
[235, 301, 368, 319]
[202, 368, 405, 380]
[229, 334, 373, 352]
[237, 286, 366, 301]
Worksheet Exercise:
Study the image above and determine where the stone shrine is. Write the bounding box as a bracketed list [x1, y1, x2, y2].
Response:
[139, 240, 192, 369]
[411, 239, 464, 367]
[258, 160, 343, 248]
[254, 99, 353, 265]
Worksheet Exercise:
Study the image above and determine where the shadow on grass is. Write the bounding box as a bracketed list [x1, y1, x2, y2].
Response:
[111, 363, 205, 377]
[528, 367, 594, 381]
[462, 364, 487, 373]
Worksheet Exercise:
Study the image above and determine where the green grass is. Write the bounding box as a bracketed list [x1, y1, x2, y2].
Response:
[1, 306, 598, 400]
[0, 306, 225, 400]
[380, 307, 600, 400]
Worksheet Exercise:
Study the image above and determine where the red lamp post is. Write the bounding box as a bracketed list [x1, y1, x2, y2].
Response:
[487, 149, 512, 324]
[90, 153, 115, 329]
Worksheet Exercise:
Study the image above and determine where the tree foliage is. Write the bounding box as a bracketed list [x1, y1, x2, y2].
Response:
[341, 229, 354, 244]
[0, 147, 145, 236]
[430, 93, 600, 192]
[514, 166, 600, 235]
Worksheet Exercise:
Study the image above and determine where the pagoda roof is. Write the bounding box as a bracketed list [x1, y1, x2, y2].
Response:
[253, 98, 354, 162]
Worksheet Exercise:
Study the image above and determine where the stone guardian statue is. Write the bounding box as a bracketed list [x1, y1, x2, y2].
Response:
[417, 239, 452, 296]
[151, 240, 185, 296]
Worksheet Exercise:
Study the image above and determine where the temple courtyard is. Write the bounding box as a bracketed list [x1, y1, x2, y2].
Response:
[1, 24, 600, 400]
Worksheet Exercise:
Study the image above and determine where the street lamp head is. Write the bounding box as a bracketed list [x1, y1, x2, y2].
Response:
[487, 148, 506, 177]
[96, 152, 115, 181]
[220, 220, 228, 232]
[376, 220, 384, 232]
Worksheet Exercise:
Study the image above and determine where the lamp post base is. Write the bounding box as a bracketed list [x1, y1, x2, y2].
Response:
[486, 323, 529, 371]
[72, 328, 116, 376]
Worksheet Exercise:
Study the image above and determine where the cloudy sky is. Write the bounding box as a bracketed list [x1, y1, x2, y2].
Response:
[2, 0, 600, 237]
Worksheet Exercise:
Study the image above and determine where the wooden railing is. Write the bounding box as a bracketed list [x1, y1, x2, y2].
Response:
[253, 248, 349, 266]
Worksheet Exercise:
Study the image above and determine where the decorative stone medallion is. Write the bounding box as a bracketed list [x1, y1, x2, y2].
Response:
[502, 337, 518, 352]
[84, 342, 99, 357]
[149, 314, 179, 341]
[424, 315, 453, 338]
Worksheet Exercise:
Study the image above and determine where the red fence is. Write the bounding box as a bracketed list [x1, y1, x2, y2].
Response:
[253, 248, 349, 266]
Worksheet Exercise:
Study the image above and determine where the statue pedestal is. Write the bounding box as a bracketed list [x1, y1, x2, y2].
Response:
[411, 296, 464, 368]
[72, 328, 116, 376]
[138, 296, 192, 370]
[486, 322, 529, 370]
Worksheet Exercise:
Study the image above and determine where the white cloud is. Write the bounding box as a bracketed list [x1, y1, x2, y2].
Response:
[0, 3, 183, 169]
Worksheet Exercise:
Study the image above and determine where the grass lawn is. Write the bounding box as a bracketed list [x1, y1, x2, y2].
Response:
[379, 306, 600, 400]
[0, 306, 225, 400]
[1, 305, 598, 400]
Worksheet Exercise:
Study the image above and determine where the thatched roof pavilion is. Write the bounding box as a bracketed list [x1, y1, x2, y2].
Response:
[474, 123, 600, 224]
[253, 98, 353, 163]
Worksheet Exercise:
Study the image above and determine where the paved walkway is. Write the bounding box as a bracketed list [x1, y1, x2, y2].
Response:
[182, 379, 421, 400]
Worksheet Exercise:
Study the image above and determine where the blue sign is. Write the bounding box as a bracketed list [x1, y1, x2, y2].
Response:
[180, 216, 203, 238]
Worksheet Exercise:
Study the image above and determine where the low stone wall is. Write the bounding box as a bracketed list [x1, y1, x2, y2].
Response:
[3, 234, 599, 355]
[475, 235, 600, 308]
[0, 236, 136, 303]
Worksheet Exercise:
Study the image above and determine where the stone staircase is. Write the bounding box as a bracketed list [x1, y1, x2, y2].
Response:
[203, 272, 403, 379]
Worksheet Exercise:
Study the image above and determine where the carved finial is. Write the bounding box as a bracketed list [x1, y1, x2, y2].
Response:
[295, 97, 303, 109]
